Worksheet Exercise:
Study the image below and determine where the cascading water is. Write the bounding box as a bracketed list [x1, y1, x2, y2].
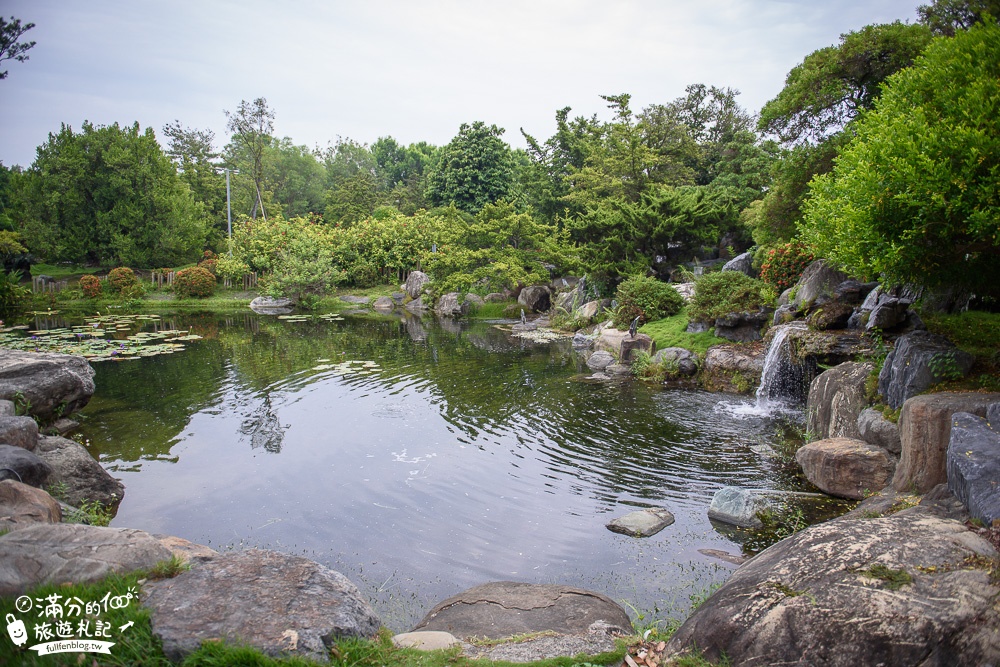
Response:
[721, 322, 810, 417]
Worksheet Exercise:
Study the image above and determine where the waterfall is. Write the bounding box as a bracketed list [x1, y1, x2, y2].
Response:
[755, 322, 809, 409]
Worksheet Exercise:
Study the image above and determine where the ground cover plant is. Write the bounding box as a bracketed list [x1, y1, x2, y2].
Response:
[687, 272, 774, 324]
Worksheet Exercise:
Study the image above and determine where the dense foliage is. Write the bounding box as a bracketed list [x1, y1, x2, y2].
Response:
[758, 242, 816, 291]
[801, 21, 1000, 296]
[106, 266, 138, 293]
[612, 275, 684, 328]
[79, 274, 101, 298]
[173, 266, 216, 298]
[689, 271, 774, 323]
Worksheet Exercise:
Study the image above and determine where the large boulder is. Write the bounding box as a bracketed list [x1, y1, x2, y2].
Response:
[0, 479, 61, 531]
[0, 444, 52, 487]
[806, 301, 854, 331]
[0, 415, 38, 451]
[405, 270, 430, 299]
[791, 260, 849, 312]
[666, 506, 1000, 667]
[372, 296, 395, 311]
[796, 437, 895, 500]
[143, 549, 381, 662]
[866, 296, 912, 332]
[585, 350, 615, 371]
[35, 435, 125, 508]
[0, 350, 96, 419]
[701, 344, 764, 394]
[0, 523, 172, 596]
[721, 251, 755, 277]
[435, 292, 468, 317]
[947, 410, 1000, 525]
[577, 299, 608, 321]
[878, 331, 974, 410]
[857, 408, 902, 455]
[894, 392, 1000, 494]
[249, 296, 294, 315]
[714, 308, 772, 343]
[595, 327, 630, 356]
[620, 333, 654, 363]
[707, 486, 766, 528]
[806, 362, 873, 441]
[518, 285, 551, 313]
[412, 582, 633, 640]
[404, 295, 428, 313]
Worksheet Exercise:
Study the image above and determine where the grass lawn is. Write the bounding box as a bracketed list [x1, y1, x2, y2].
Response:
[640, 308, 728, 357]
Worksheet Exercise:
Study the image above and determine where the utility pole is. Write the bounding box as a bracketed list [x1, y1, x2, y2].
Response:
[216, 167, 240, 255]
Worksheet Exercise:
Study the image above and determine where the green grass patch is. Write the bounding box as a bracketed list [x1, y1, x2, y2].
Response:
[30, 263, 106, 279]
[468, 301, 512, 319]
[861, 564, 913, 590]
[639, 308, 727, 357]
[333, 284, 399, 299]
[920, 310, 1000, 392]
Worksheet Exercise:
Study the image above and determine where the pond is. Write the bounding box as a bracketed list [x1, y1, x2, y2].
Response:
[38, 310, 833, 631]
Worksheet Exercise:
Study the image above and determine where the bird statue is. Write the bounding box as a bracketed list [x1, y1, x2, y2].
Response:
[629, 316, 640, 338]
[520, 309, 527, 325]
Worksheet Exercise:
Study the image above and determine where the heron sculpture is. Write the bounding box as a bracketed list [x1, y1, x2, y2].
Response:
[629, 316, 640, 338]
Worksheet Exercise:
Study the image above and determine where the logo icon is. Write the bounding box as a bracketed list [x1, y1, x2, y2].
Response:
[6, 613, 27, 647]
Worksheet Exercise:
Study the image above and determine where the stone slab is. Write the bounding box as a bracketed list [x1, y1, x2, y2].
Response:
[606, 507, 675, 537]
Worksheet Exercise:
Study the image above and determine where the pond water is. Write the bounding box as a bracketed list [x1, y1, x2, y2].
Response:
[50, 311, 831, 630]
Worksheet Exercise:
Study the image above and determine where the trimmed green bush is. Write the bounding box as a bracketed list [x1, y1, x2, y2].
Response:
[173, 266, 216, 298]
[612, 275, 684, 329]
[689, 271, 774, 323]
[106, 267, 139, 294]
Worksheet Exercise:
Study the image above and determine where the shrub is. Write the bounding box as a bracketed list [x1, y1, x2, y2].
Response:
[0, 270, 29, 316]
[79, 274, 102, 299]
[759, 242, 815, 291]
[612, 275, 684, 329]
[215, 256, 250, 282]
[106, 267, 139, 294]
[173, 266, 216, 298]
[689, 271, 774, 323]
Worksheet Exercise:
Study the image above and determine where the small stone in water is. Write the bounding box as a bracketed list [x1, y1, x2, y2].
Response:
[606, 508, 675, 537]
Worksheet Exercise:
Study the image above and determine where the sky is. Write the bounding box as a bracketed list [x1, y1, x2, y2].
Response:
[1, 0, 920, 168]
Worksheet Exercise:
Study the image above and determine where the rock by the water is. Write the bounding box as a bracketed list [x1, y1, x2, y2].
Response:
[0, 523, 172, 596]
[340, 295, 370, 305]
[791, 260, 849, 312]
[595, 327, 630, 356]
[866, 296, 911, 331]
[707, 486, 766, 528]
[0, 479, 61, 530]
[701, 344, 765, 394]
[878, 331, 974, 409]
[586, 351, 615, 371]
[772, 303, 798, 326]
[796, 437, 895, 500]
[435, 292, 468, 316]
[392, 631, 460, 651]
[947, 410, 1000, 526]
[857, 408, 902, 455]
[45, 417, 80, 437]
[35, 435, 124, 508]
[373, 296, 395, 311]
[572, 332, 595, 349]
[0, 444, 52, 487]
[0, 415, 39, 451]
[518, 285, 551, 313]
[714, 309, 771, 343]
[806, 301, 854, 330]
[806, 361, 873, 441]
[0, 350, 96, 419]
[464, 293, 485, 308]
[462, 629, 621, 663]
[665, 507, 1000, 667]
[606, 507, 675, 537]
[894, 392, 1000, 493]
[651, 347, 699, 376]
[404, 295, 428, 313]
[249, 296, 294, 315]
[153, 534, 219, 565]
[620, 333, 654, 363]
[0, 399, 13, 416]
[721, 251, 755, 277]
[405, 271, 430, 299]
[412, 582, 633, 640]
[144, 548, 380, 662]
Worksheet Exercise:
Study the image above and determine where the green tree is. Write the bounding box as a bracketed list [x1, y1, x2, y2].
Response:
[758, 22, 933, 145]
[224, 97, 275, 219]
[427, 121, 515, 214]
[17, 121, 209, 267]
[161, 120, 226, 235]
[801, 22, 1000, 296]
[918, 0, 1000, 35]
[264, 137, 325, 218]
[0, 15, 35, 80]
[371, 137, 438, 214]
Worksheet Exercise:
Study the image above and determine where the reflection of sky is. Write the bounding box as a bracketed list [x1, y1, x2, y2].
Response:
[101, 318, 805, 631]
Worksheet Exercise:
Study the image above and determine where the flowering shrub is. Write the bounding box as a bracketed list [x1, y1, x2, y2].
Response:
[759, 242, 816, 292]
[198, 258, 217, 275]
[79, 274, 102, 299]
[173, 266, 216, 298]
[106, 267, 139, 294]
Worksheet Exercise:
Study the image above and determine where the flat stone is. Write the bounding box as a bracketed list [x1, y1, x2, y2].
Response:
[412, 582, 632, 640]
[392, 631, 460, 651]
[701, 343, 765, 394]
[35, 435, 124, 508]
[462, 631, 620, 662]
[708, 486, 766, 528]
[340, 295, 370, 305]
[947, 411, 1000, 526]
[857, 407, 902, 455]
[0, 350, 96, 420]
[586, 351, 615, 370]
[0, 415, 39, 451]
[45, 417, 80, 437]
[153, 534, 219, 565]
[0, 523, 172, 596]
[249, 296, 294, 315]
[0, 479, 61, 530]
[894, 392, 1000, 493]
[666, 507, 1000, 667]
[796, 437, 895, 500]
[595, 327, 630, 356]
[144, 549, 381, 662]
[0, 444, 52, 487]
[606, 507, 675, 537]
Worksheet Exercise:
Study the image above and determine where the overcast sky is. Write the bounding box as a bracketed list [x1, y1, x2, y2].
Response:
[1, 0, 920, 168]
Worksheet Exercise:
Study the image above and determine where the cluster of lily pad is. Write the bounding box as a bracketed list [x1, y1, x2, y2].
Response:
[508, 327, 569, 343]
[0, 314, 202, 361]
[277, 313, 346, 324]
[311, 359, 381, 375]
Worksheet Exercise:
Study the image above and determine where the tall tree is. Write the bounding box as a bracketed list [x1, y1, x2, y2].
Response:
[427, 122, 515, 214]
[224, 97, 274, 219]
[18, 121, 208, 267]
[161, 120, 226, 233]
[0, 15, 35, 80]
[918, 0, 1000, 35]
[264, 137, 325, 218]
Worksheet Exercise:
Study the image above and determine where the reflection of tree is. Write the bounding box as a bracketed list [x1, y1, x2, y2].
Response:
[239, 394, 286, 453]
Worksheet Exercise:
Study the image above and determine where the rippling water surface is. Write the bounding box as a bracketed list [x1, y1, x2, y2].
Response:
[68, 311, 823, 630]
